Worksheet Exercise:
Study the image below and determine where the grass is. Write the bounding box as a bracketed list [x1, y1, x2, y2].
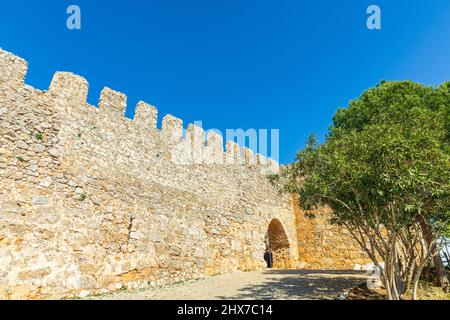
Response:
[348, 281, 450, 300]
[404, 282, 450, 300]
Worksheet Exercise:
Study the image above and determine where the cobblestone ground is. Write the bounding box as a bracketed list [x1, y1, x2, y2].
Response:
[90, 270, 367, 300]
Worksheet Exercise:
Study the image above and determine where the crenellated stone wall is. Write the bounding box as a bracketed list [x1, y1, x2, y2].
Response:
[0, 48, 368, 299]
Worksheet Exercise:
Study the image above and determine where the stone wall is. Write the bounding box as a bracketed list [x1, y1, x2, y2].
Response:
[0, 48, 368, 299]
[293, 198, 371, 270]
[0, 48, 300, 299]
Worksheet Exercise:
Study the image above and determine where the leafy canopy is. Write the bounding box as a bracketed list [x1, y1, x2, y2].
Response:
[276, 81, 450, 236]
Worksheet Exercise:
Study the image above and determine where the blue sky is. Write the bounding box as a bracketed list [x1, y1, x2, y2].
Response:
[1, 0, 450, 163]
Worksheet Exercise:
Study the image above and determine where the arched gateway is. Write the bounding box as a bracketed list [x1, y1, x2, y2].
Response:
[265, 219, 292, 269]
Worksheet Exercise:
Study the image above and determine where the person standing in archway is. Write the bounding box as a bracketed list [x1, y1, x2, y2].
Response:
[264, 247, 273, 268]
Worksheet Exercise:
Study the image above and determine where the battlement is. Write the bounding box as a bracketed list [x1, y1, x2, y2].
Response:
[0, 48, 279, 173]
[0, 49, 28, 88]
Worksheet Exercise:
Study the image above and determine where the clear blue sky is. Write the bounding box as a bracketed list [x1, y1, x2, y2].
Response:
[1, 1, 450, 163]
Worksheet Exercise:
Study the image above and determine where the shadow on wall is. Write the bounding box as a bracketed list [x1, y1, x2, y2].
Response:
[217, 269, 367, 300]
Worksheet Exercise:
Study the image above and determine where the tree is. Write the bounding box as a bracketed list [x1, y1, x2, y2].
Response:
[332, 81, 450, 292]
[272, 81, 450, 299]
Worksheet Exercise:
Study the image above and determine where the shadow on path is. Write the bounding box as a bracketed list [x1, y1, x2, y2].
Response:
[218, 269, 367, 300]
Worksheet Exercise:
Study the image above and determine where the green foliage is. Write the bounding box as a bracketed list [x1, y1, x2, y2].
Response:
[279, 81, 449, 236]
[35, 132, 43, 141]
[332, 81, 450, 138]
[274, 81, 450, 299]
[290, 122, 449, 235]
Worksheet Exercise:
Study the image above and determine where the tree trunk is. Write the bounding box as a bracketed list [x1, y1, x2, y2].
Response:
[418, 216, 449, 291]
[432, 255, 449, 291]
[412, 270, 421, 300]
[404, 255, 415, 292]
[412, 278, 419, 300]
[412, 256, 433, 300]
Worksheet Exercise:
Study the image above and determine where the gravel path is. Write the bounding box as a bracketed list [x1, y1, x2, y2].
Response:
[91, 270, 367, 300]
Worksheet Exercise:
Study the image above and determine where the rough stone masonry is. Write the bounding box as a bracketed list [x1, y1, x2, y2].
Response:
[0, 48, 369, 299]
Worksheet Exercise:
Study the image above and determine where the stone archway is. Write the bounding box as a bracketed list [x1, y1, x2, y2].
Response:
[266, 219, 292, 269]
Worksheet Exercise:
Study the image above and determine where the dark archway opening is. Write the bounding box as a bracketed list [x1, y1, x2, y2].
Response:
[265, 219, 292, 269]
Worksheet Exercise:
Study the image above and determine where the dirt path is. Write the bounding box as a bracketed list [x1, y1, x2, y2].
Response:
[91, 270, 367, 300]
